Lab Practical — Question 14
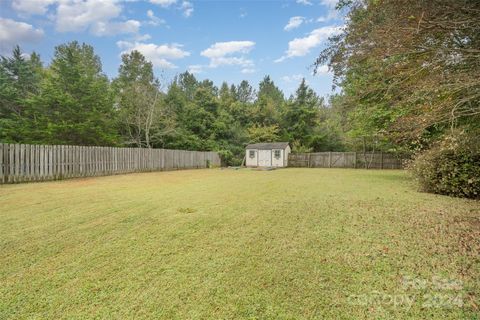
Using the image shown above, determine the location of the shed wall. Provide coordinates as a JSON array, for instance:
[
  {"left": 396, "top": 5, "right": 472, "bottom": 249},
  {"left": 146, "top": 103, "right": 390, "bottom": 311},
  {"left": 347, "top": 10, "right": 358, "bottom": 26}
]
[
  {"left": 245, "top": 149, "right": 258, "bottom": 166},
  {"left": 271, "top": 149, "right": 283, "bottom": 167},
  {"left": 246, "top": 146, "right": 290, "bottom": 167}
]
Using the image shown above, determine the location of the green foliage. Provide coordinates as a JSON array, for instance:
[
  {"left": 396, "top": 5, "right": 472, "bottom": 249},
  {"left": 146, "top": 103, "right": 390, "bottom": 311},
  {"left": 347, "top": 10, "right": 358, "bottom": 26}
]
[
  {"left": 291, "top": 140, "right": 312, "bottom": 153},
  {"left": 113, "top": 50, "right": 164, "bottom": 147},
  {"left": 318, "top": 0, "right": 480, "bottom": 148},
  {"left": 216, "top": 149, "right": 234, "bottom": 166},
  {"left": 31, "top": 42, "right": 118, "bottom": 145},
  {"left": 0, "top": 42, "right": 118, "bottom": 145},
  {"left": 409, "top": 131, "right": 480, "bottom": 199},
  {"left": 0, "top": 46, "right": 43, "bottom": 143},
  {"left": 282, "top": 79, "right": 321, "bottom": 148},
  {"left": 159, "top": 73, "right": 345, "bottom": 165},
  {"left": 1, "top": 43, "right": 348, "bottom": 165},
  {"left": 252, "top": 75, "right": 284, "bottom": 126},
  {"left": 247, "top": 124, "right": 280, "bottom": 143},
  {"left": 317, "top": 0, "right": 480, "bottom": 197},
  {"left": 236, "top": 80, "right": 255, "bottom": 103}
]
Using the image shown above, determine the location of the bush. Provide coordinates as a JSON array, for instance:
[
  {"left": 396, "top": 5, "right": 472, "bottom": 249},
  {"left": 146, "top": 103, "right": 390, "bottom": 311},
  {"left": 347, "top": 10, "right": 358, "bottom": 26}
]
[
  {"left": 408, "top": 131, "right": 480, "bottom": 199},
  {"left": 217, "top": 149, "right": 239, "bottom": 166}
]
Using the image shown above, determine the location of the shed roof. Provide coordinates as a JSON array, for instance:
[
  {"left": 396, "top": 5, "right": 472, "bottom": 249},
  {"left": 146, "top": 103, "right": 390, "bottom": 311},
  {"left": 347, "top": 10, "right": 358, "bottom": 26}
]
[{"left": 246, "top": 142, "right": 290, "bottom": 150}]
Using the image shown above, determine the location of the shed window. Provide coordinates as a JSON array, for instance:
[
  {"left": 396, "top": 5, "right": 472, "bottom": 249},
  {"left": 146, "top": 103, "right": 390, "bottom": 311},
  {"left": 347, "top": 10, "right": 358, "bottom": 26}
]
[
  {"left": 274, "top": 150, "right": 281, "bottom": 159},
  {"left": 249, "top": 150, "right": 255, "bottom": 158}
]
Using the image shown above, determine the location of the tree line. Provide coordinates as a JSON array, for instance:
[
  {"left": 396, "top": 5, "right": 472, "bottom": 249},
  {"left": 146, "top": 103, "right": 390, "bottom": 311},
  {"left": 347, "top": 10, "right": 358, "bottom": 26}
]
[{"left": 1, "top": 42, "right": 349, "bottom": 165}]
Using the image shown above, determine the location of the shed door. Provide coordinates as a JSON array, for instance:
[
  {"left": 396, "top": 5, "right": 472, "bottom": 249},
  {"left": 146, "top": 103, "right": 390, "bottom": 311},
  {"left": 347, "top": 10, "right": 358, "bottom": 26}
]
[{"left": 258, "top": 150, "right": 271, "bottom": 167}]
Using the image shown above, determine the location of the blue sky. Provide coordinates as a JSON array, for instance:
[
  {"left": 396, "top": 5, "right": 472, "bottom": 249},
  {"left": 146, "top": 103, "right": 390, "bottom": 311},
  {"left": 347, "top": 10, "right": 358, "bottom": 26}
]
[{"left": 0, "top": 0, "right": 344, "bottom": 97}]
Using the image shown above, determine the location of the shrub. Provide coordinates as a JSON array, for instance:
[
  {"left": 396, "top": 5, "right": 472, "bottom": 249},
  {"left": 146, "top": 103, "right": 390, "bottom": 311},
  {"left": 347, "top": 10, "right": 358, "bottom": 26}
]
[
  {"left": 408, "top": 131, "right": 480, "bottom": 199},
  {"left": 217, "top": 149, "right": 236, "bottom": 166}
]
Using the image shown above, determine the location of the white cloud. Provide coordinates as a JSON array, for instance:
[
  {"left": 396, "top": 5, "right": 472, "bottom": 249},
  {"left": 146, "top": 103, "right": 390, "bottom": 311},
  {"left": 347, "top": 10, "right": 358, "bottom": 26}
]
[
  {"left": 284, "top": 16, "right": 305, "bottom": 31},
  {"left": 146, "top": 9, "right": 166, "bottom": 26},
  {"left": 11, "top": 0, "right": 55, "bottom": 15},
  {"left": 212, "top": 57, "right": 253, "bottom": 68},
  {"left": 54, "top": 0, "right": 139, "bottom": 36},
  {"left": 117, "top": 41, "right": 190, "bottom": 69},
  {"left": 201, "top": 41, "right": 254, "bottom": 58},
  {"left": 201, "top": 41, "right": 255, "bottom": 68},
  {"left": 296, "top": 0, "right": 312, "bottom": 5},
  {"left": 150, "top": 0, "right": 177, "bottom": 7},
  {"left": 241, "top": 68, "right": 255, "bottom": 74},
  {"left": 91, "top": 20, "right": 140, "bottom": 36},
  {"left": 135, "top": 34, "right": 152, "bottom": 41},
  {"left": 13, "top": 1, "right": 144, "bottom": 36},
  {"left": 56, "top": 0, "right": 120, "bottom": 32},
  {"left": 0, "top": 18, "right": 44, "bottom": 53},
  {"left": 150, "top": 0, "right": 193, "bottom": 17},
  {"left": 317, "top": 0, "right": 339, "bottom": 22},
  {"left": 181, "top": 1, "right": 194, "bottom": 17},
  {"left": 281, "top": 74, "right": 304, "bottom": 83},
  {"left": 317, "top": 12, "right": 338, "bottom": 23},
  {"left": 188, "top": 64, "right": 203, "bottom": 74},
  {"left": 321, "top": 0, "right": 338, "bottom": 7},
  {"left": 315, "top": 64, "right": 330, "bottom": 74},
  {"left": 116, "top": 41, "right": 132, "bottom": 50},
  {"left": 195, "top": 41, "right": 256, "bottom": 72},
  {"left": 275, "top": 25, "right": 343, "bottom": 62}
]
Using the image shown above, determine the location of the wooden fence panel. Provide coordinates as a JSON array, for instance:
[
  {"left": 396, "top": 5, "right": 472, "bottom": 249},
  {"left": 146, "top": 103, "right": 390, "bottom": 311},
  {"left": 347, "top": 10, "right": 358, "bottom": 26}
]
[
  {"left": 0, "top": 143, "right": 221, "bottom": 184},
  {"left": 289, "top": 152, "right": 405, "bottom": 169}
]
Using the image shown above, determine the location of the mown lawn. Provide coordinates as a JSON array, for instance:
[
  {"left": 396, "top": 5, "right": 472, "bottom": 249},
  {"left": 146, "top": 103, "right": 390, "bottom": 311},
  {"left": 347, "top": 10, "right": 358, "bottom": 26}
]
[{"left": 0, "top": 168, "right": 478, "bottom": 319}]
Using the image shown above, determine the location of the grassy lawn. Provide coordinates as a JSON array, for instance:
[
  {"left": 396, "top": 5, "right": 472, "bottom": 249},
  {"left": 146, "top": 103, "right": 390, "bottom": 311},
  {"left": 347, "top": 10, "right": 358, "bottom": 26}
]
[{"left": 0, "top": 168, "right": 478, "bottom": 319}]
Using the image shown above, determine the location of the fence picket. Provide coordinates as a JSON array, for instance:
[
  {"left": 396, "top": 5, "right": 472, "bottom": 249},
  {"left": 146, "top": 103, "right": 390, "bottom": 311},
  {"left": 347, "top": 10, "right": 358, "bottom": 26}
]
[{"left": 0, "top": 144, "right": 3, "bottom": 184}]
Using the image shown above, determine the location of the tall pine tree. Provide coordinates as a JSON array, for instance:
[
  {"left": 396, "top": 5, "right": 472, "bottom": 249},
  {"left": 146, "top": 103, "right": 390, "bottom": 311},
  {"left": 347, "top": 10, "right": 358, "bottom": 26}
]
[{"left": 32, "top": 41, "right": 118, "bottom": 145}]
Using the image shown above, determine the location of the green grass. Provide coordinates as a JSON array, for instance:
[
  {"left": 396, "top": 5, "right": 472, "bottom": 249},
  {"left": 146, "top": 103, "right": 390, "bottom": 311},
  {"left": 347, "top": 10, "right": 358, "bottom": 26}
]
[{"left": 0, "top": 168, "right": 478, "bottom": 319}]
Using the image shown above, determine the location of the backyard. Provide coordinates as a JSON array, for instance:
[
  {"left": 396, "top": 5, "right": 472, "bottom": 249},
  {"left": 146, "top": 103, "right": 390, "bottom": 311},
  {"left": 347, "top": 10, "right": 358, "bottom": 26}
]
[{"left": 0, "top": 168, "right": 478, "bottom": 319}]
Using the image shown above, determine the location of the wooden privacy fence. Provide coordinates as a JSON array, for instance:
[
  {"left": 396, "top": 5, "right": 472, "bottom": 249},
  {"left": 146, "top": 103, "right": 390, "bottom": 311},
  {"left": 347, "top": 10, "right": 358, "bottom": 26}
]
[
  {"left": 0, "top": 143, "right": 221, "bottom": 184},
  {"left": 288, "top": 152, "right": 405, "bottom": 169}
]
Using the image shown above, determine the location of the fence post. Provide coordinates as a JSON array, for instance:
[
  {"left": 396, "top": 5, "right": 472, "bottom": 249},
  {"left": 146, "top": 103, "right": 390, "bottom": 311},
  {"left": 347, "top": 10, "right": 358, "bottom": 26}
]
[
  {"left": 0, "top": 144, "right": 3, "bottom": 184},
  {"left": 380, "top": 152, "right": 384, "bottom": 169},
  {"left": 354, "top": 152, "right": 357, "bottom": 169},
  {"left": 328, "top": 152, "right": 332, "bottom": 168}
]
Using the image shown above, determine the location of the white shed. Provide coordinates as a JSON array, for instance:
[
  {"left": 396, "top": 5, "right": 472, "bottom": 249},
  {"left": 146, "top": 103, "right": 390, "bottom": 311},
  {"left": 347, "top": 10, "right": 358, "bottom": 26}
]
[{"left": 245, "top": 142, "right": 291, "bottom": 168}]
